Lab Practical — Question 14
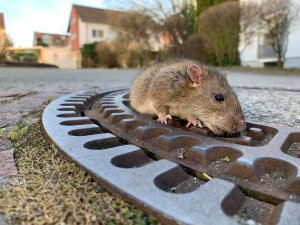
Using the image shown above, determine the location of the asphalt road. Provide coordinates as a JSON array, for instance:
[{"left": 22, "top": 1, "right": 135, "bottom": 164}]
[
  {"left": 1, "top": 68, "right": 300, "bottom": 95},
  {"left": 0, "top": 68, "right": 137, "bottom": 95}
]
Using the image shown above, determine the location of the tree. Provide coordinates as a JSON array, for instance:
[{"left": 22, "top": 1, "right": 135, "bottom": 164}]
[
  {"left": 239, "top": 1, "right": 260, "bottom": 53},
  {"left": 0, "top": 30, "right": 12, "bottom": 61},
  {"left": 198, "top": 1, "right": 240, "bottom": 65},
  {"left": 257, "top": 0, "right": 299, "bottom": 67},
  {"left": 114, "top": 12, "right": 160, "bottom": 65},
  {"left": 130, "top": 0, "right": 197, "bottom": 54}
]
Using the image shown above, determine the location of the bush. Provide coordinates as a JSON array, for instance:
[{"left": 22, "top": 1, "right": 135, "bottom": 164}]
[
  {"left": 180, "top": 34, "right": 210, "bottom": 63},
  {"left": 13, "top": 52, "right": 39, "bottom": 63},
  {"left": 96, "top": 42, "right": 119, "bottom": 68},
  {"left": 81, "top": 43, "right": 98, "bottom": 68},
  {"left": 157, "top": 34, "right": 212, "bottom": 64},
  {"left": 198, "top": 1, "right": 240, "bottom": 66},
  {"left": 80, "top": 35, "right": 155, "bottom": 68}
]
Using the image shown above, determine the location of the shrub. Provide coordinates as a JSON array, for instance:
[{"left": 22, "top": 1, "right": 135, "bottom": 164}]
[
  {"left": 96, "top": 42, "right": 119, "bottom": 68},
  {"left": 198, "top": 1, "right": 240, "bottom": 66},
  {"left": 81, "top": 43, "right": 98, "bottom": 68}
]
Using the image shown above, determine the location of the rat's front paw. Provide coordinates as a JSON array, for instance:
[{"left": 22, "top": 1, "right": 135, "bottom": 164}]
[
  {"left": 186, "top": 119, "right": 202, "bottom": 128},
  {"left": 157, "top": 114, "right": 172, "bottom": 125}
]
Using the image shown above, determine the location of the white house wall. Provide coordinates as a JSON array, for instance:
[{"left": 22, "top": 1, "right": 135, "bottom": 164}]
[
  {"left": 239, "top": 0, "right": 263, "bottom": 67},
  {"left": 79, "top": 18, "right": 87, "bottom": 47},
  {"left": 284, "top": 0, "right": 300, "bottom": 68},
  {"left": 240, "top": 0, "right": 300, "bottom": 68},
  {"left": 240, "top": 36, "right": 264, "bottom": 68},
  {"left": 79, "top": 19, "right": 118, "bottom": 47}
]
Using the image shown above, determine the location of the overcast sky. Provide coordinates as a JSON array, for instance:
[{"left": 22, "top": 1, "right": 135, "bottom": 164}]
[{"left": 1, "top": 0, "right": 120, "bottom": 47}]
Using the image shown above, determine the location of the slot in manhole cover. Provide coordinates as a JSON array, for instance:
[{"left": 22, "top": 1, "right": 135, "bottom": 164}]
[{"left": 43, "top": 89, "right": 300, "bottom": 225}]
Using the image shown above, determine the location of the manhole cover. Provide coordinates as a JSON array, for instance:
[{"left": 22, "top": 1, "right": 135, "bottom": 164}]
[{"left": 43, "top": 89, "right": 300, "bottom": 225}]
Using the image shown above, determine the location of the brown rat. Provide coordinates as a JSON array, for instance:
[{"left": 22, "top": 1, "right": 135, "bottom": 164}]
[{"left": 130, "top": 59, "right": 245, "bottom": 134}]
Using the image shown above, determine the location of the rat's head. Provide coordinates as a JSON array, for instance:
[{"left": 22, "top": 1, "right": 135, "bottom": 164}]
[{"left": 186, "top": 64, "right": 245, "bottom": 135}]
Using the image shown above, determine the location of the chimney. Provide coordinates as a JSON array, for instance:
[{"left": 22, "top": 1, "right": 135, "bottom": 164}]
[{"left": 0, "top": 13, "right": 5, "bottom": 30}]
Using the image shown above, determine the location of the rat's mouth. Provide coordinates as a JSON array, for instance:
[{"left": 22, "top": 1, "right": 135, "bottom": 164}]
[{"left": 205, "top": 124, "right": 241, "bottom": 137}]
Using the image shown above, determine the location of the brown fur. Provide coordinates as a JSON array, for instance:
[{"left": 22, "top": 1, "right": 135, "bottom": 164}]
[{"left": 130, "top": 59, "right": 245, "bottom": 134}]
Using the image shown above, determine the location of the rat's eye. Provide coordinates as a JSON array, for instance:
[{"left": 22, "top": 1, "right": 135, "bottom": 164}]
[{"left": 215, "top": 94, "right": 224, "bottom": 102}]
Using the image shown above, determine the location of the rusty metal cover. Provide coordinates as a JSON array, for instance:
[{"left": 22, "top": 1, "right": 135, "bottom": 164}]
[{"left": 43, "top": 89, "right": 300, "bottom": 225}]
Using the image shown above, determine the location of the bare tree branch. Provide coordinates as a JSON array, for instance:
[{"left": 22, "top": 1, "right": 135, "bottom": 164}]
[{"left": 258, "top": 0, "right": 299, "bottom": 67}]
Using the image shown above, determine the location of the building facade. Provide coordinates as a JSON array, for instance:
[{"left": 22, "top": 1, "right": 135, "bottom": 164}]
[
  {"left": 33, "top": 32, "right": 70, "bottom": 48},
  {"left": 68, "top": 5, "right": 127, "bottom": 52},
  {"left": 67, "top": 5, "right": 162, "bottom": 53},
  {"left": 240, "top": 0, "right": 300, "bottom": 68}
]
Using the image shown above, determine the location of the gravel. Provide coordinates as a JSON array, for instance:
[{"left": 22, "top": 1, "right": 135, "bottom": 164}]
[{"left": 235, "top": 88, "right": 300, "bottom": 128}]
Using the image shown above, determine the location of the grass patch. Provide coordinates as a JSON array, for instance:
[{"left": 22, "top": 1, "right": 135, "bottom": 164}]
[
  {"left": 0, "top": 107, "right": 159, "bottom": 225},
  {"left": 8, "top": 126, "right": 28, "bottom": 142}
]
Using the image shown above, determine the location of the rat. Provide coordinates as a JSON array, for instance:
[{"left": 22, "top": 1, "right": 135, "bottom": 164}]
[{"left": 129, "top": 59, "right": 245, "bottom": 135}]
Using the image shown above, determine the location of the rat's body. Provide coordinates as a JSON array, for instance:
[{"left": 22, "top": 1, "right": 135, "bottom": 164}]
[{"left": 130, "top": 59, "right": 245, "bottom": 134}]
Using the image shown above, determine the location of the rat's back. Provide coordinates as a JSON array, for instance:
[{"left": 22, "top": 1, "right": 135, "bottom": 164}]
[
  {"left": 130, "top": 65, "right": 159, "bottom": 114},
  {"left": 130, "top": 59, "right": 195, "bottom": 114}
]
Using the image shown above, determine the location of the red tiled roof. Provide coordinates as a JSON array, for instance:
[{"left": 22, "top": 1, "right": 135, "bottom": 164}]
[
  {"left": 69, "top": 5, "right": 158, "bottom": 29},
  {"left": 73, "top": 5, "right": 141, "bottom": 25}
]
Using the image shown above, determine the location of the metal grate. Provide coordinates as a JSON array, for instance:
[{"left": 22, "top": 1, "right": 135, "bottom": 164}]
[{"left": 43, "top": 89, "right": 300, "bottom": 225}]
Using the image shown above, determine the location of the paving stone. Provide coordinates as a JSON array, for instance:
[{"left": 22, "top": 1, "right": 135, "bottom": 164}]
[
  {"left": 0, "top": 140, "right": 13, "bottom": 152},
  {"left": 0, "top": 216, "right": 8, "bottom": 225},
  {"left": 0, "top": 149, "right": 18, "bottom": 187}
]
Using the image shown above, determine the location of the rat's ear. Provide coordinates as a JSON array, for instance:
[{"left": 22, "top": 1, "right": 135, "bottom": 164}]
[
  {"left": 221, "top": 71, "right": 228, "bottom": 79},
  {"left": 187, "top": 64, "right": 206, "bottom": 87}
]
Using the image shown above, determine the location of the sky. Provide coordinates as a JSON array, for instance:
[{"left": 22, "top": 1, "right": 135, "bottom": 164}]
[{"left": 0, "top": 0, "right": 122, "bottom": 47}]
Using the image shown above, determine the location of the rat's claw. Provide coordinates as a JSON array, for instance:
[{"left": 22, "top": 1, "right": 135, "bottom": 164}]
[
  {"left": 157, "top": 114, "right": 172, "bottom": 124},
  {"left": 186, "top": 119, "right": 202, "bottom": 128}
]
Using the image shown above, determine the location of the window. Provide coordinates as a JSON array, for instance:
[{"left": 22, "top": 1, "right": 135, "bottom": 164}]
[
  {"left": 42, "top": 35, "right": 51, "bottom": 44},
  {"left": 55, "top": 38, "right": 61, "bottom": 44},
  {"left": 98, "top": 30, "right": 103, "bottom": 37},
  {"left": 92, "top": 29, "right": 104, "bottom": 38},
  {"left": 92, "top": 30, "right": 97, "bottom": 37}
]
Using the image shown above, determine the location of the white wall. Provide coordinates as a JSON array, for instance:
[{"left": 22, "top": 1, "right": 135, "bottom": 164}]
[
  {"left": 284, "top": 0, "right": 300, "bottom": 68},
  {"left": 239, "top": 0, "right": 300, "bottom": 68},
  {"left": 79, "top": 19, "right": 118, "bottom": 47},
  {"left": 41, "top": 48, "right": 77, "bottom": 69},
  {"left": 239, "top": 0, "right": 262, "bottom": 67},
  {"left": 240, "top": 35, "right": 264, "bottom": 67}
]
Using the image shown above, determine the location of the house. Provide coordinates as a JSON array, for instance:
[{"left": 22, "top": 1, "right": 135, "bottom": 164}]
[
  {"left": 30, "top": 32, "right": 77, "bottom": 68},
  {"left": 5, "top": 45, "right": 78, "bottom": 68},
  {"left": 33, "top": 32, "right": 70, "bottom": 48},
  {"left": 67, "top": 5, "right": 162, "bottom": 53},
  {"left": 240, "top": 0, "right": 300, "bottom": 68},
  {"left": 6, "top": 32, "right": 76, "bottom": 68}
]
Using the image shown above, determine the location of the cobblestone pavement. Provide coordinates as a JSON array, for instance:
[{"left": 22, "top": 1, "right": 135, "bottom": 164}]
[{"left": 0, "top": 68, "right": 300, "bottom": 223}]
